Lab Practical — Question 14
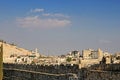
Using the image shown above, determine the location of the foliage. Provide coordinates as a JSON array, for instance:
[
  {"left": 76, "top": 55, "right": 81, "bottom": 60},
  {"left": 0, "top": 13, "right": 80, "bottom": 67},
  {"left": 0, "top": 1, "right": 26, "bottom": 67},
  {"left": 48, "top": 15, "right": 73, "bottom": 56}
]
[{"left": 66, "top": 57, "right": 72, "bottom": 62}]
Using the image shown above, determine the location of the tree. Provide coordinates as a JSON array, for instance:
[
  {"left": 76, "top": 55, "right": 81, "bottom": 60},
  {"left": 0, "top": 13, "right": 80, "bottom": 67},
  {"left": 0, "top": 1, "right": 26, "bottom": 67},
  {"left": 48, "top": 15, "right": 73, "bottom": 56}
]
[
  {"left": 102, "top": 56, "right": 106, "bottom": 64},
  {"left": 66, "top": 57, "right": 72, "bottom": 62}
]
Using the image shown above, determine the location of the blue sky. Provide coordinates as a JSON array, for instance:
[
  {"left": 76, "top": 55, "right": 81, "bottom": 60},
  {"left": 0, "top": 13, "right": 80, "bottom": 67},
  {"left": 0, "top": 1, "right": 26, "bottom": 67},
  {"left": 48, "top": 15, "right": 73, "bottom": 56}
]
[{"left": 0, "top": 0, "right": 120, "bottom": 55}]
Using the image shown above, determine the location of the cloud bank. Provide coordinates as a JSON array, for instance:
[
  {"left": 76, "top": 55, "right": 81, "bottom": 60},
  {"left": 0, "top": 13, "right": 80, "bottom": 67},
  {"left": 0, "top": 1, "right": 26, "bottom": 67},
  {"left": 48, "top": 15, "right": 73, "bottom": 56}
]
[
  {"left": 16, "top": 8, "right": 71, "bottom": 29},
  {"left": 30, "top": 8, "right": 44, "bottom": 13},
  {"left": 16, "top": 16, "right": 71, "bottom": 28},
  {"left": 42, "top": 13, "right": 69, "bottom": 18}
]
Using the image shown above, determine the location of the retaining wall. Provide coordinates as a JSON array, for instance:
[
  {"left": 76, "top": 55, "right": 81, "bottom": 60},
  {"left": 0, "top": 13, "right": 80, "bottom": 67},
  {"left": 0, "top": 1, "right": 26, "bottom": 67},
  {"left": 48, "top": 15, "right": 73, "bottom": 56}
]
[
  {"left": 78, "top": 64, "right": 120, "bottom": 80},
  {"left": 3, "top": 63, "right": 79, "bottom": 80}
]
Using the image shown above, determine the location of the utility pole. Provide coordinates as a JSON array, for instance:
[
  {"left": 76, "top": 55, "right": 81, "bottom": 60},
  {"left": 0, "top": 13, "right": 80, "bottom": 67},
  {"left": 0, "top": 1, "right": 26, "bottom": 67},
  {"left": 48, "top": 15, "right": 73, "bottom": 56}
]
[{"left": 0, "top": 44, "right": 3, "bottom": 80}]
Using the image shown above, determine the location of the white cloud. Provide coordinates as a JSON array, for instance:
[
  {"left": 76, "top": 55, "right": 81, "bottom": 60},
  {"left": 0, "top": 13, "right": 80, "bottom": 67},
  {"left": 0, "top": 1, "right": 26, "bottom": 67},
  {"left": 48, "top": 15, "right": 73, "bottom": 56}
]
[
  {"left": 16, "top": 16, "right": 71, "bottom": 28},
  {"left": 16, "top": 8, "right": 71, "bottom": 29},
  {"left": 43, "top": 13, "right": 69, "bottom": 18},
  {"left": 30, "top": 8, "right": 44, "bottom": 13},
  {"left": 42, "top": 13, "right": 51, "bottom": 16}
]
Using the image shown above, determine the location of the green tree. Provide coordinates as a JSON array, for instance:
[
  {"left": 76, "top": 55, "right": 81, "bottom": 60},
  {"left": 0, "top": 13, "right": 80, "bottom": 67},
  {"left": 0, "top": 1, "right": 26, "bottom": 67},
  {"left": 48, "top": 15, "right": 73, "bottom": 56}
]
[{"left": 66, "top": 57, "right": 72, "bottom": 62}]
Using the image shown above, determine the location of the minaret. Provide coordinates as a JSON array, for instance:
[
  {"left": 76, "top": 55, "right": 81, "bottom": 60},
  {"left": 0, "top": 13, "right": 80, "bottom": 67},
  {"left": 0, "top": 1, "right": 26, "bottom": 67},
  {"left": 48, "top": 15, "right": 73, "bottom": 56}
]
[
  {"left": 0, "top": 44, "right": 3, "bottom": 80},
  {"left": 35, "top": 48, "right": 38, "bottom": 54},
  {"left": 35, "top": 48, "right": 40, "bottom": 57}
]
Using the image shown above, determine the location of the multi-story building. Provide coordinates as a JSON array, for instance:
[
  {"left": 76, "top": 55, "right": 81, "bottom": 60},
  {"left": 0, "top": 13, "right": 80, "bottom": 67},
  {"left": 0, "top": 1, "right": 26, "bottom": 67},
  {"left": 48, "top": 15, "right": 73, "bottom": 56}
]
[
  {"left": 82, "top": 48, "right": 103, "bottom": 60},
  {"left": 79, "top": 48, "right": 104, "bottom": 68}
]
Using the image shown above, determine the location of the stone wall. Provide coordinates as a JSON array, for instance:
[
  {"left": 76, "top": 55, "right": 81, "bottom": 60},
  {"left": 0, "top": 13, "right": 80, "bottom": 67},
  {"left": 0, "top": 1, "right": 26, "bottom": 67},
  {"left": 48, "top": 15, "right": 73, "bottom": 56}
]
[
  {"left": 3, "top": 63, "right": 79, "bottom": 74},
  {"left": 3, "top": 63, "right": 79, "bottom": 80},
  {"left": 3, "top": 69, "right": 69, "bottom": 80},
  {"left": 86, "top": 70, "right": 120, "bottom": 80},
  {"left": 3, "top": 63, "right": 120, "bottom": 80},
  {"left": 79, "top": 69, "right": 120, "bottom": 80},
  {"left": 88, "top": 64, "right": 120, "bottom": 71},
  {"left": 78, "top": 64, "right": 120, "bottom": 80}
]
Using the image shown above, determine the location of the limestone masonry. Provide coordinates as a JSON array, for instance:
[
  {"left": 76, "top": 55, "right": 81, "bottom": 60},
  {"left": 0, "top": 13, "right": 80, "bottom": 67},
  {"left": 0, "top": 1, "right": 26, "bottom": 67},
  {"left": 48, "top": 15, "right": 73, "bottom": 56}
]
[{"left": 0, "top": 40, "right": 120, "bottom": 80}]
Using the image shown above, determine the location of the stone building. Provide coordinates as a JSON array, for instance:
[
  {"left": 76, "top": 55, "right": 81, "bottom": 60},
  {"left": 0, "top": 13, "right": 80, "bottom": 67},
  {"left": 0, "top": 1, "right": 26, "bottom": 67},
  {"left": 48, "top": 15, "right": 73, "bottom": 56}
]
[
  {"left": 65, "top": 50, "right": 80, "bottom": 65},
  {"left": 0, "top": 41, "right": 33, "bottom": 63},
  {"left": 79, "top": 48, "right": 104, "bottom": 68},
  {"left": 82, "top": 48, "right": 103, "bottom": 60},
  {"left": 103, "top": 52, "right": 112, "bottom": 64}
]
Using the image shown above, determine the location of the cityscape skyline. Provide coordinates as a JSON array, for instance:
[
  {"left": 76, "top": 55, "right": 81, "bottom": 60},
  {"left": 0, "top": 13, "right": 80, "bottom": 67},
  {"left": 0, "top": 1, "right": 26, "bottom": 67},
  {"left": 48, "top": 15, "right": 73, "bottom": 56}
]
[{"left": 0, "top": 0, "right": 120, "bottom": 55}]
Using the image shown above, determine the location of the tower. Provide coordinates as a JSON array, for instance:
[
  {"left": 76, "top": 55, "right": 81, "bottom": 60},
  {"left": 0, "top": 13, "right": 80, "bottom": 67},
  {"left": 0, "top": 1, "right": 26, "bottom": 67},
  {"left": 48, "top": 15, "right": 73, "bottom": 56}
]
[
  {"left": 98, "top": 48, "right": 103, "bottom": 61},
  {"left": 35, "top": 48, "right": 38, "bottom": 54}
]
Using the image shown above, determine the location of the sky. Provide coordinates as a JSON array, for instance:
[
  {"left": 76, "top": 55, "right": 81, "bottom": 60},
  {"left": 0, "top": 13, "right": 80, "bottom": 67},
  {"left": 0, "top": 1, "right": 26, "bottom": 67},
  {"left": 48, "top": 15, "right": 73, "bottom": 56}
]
[{"left": 0, "top": 0, "right": 120, "bottom": 55}]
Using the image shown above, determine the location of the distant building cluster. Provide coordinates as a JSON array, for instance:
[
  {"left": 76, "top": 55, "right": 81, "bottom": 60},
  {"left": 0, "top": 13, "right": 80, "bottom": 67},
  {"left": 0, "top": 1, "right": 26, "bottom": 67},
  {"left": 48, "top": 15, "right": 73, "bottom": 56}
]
[
  {"left": 0, "top": 41, "right": 41, "bottom": 64},
  {"left": 0, "top": 40, "right": 120, "bottom": 68}
]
